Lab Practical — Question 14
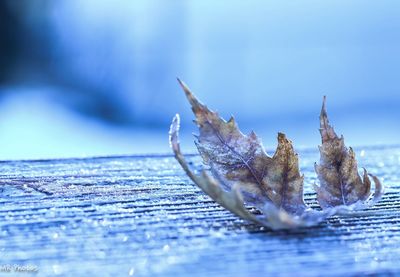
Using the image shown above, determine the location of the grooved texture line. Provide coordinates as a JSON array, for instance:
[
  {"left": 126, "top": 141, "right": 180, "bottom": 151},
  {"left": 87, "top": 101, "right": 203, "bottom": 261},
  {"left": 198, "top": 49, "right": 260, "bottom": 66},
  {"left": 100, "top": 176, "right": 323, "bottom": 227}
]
[{"left": 0, "top": 146, "right": 399, "bottom": 276}]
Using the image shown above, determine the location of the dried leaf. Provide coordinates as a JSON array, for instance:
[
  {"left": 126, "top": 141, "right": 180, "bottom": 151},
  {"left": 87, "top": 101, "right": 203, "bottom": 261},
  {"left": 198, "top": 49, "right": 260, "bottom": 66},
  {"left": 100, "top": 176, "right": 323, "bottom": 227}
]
[
  {"left": 170, "top": 80, "right": 333, "bottom": 229},
  {"left": 177, "top": 79, "right": 308, "bottom": 214},
  {"left": 314, "top": 96, "right": 384, "bottom": 210},
  {"left": 169, "top": 114, "right": 332, "bottom": 230},
  {"left": 170, "top": 80, "right": 384, "bottom": 230}
]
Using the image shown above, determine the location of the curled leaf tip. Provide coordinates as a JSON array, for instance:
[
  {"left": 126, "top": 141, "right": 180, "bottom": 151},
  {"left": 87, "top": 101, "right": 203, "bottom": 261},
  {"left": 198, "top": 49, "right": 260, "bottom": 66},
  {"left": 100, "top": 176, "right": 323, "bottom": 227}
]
[
  {"left": 368, "top": 173, "right": 384, "bottom": 203},
  {"left": 169, "top": 114, "right": 181, "bottom": 154}
]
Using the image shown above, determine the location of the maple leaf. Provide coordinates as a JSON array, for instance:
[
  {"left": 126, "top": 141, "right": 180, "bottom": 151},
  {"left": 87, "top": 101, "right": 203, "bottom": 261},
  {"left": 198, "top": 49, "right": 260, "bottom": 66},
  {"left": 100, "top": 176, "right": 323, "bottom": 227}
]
[
  {"left": 169, "top": 79, "right": 333, "bottom": 229},
  {"left": 170, "top": 114, "right": 334, "bottom": 229},
  {"left": 314, "top": 96, "right": 384, "bottom": 210},
  {"left": 169, "top": 80, "right": 384, "bottom": 229}
]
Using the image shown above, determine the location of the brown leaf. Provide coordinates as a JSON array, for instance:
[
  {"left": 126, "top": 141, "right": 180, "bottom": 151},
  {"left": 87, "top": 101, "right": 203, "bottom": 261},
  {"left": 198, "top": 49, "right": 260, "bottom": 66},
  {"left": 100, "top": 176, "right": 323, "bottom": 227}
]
[
  {"left": 170, "top": 81, "right": 385, "bottom": 229},
  {"left": 177, "top": 79, "right": 307, "bottom": 215},
  {"left": 169, "top": 114, "right": 262, "bottom": 223},
  {"left": 169, "top": 114, "right": 332, "bottom": 230},
  {"left": 314, "top": 96, "right": 384, "bottom": 209}
]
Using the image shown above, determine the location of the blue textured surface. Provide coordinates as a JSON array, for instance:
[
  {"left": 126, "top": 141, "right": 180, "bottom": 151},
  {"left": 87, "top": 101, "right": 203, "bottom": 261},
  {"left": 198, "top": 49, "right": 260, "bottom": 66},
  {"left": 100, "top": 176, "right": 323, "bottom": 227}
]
[{"left": 0, "top": 145, "right": 399, "bottom": 276}]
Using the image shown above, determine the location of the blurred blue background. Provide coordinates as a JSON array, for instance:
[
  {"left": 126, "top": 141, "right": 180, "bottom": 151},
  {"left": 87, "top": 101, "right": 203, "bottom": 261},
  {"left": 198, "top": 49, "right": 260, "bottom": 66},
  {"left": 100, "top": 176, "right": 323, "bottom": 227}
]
[{"left": 0, "top": 0, "right": 399, "bottom": 159}]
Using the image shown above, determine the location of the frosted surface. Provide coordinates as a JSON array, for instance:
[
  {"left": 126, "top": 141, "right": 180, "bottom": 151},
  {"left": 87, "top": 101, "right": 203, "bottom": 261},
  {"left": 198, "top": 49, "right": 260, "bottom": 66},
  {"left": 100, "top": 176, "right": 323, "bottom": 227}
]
[{"left": 0, "top": 146, "right": 398, "bottom": 276}]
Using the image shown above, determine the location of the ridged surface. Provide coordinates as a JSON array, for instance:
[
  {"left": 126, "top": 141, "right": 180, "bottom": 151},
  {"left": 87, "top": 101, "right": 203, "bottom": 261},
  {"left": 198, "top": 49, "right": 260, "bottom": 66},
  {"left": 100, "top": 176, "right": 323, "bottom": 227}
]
[{"left": 0, "top": 146, "right": 399, "bottom": 276}]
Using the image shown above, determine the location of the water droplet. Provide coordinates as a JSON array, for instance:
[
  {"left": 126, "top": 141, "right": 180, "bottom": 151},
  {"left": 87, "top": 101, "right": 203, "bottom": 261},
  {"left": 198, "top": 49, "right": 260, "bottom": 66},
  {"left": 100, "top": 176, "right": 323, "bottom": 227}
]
[{"left": 128, "top": 268, "right": 135, "bottom": 275}]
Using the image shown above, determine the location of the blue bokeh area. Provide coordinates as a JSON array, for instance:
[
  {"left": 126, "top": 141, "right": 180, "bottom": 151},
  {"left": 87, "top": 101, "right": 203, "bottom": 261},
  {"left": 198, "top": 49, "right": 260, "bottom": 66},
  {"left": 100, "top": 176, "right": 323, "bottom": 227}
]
[{"left": 0, "top": 0, "right": 399, "bottom": 159}]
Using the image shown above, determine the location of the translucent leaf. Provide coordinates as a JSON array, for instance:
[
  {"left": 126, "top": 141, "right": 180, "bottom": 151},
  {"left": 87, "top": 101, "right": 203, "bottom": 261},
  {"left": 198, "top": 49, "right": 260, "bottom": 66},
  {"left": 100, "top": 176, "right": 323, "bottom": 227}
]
[
  {"left": 169, "top": 81, "right": 332, "bottom": 229},
  {"left": 314, "top": 96, "right": 384, "bottom": 210},
  {"left": 169, "top": 81, "right": 384, "bottom": 229}
]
